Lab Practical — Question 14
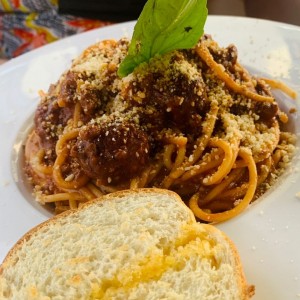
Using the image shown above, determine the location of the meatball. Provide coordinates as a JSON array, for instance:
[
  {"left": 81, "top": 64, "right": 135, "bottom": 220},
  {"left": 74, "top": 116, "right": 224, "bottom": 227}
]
[{"left": 71, "top": 120, "right": 150, "bottom": 184}]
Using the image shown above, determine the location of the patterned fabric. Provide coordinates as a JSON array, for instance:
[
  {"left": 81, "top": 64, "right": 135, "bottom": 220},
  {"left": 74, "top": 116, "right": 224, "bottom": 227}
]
[{"left": 0, "top": 0, "right": 112, "bottom": 58}]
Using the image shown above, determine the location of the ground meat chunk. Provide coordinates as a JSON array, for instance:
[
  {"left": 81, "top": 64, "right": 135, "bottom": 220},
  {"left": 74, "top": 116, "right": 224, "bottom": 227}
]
[
  {"left": 34, "top": 96, "right": 73, "bottom": 150},
  {"left": 230, "top": 100, "right": 278, "bottom": 123},
  {"left": 211, "top": 44, "right": 238, "bottom": 68},
  {"left": 254, "top": 101, "right": 278, "bottom": 122},
  {"left": 58, "top": 71, "right": 77, "bottom": 105},
  {"left": 71, "top": 121, "right": 150, "bottom": 184},
  {"left": 79, "top": 88, "right": 102, "bottom": 117}
]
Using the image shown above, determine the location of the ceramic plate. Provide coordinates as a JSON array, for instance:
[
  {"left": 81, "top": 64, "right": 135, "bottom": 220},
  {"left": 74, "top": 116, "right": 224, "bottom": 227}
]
[{"left": 0, "top": 16, "right": 300, "bottom": 299}]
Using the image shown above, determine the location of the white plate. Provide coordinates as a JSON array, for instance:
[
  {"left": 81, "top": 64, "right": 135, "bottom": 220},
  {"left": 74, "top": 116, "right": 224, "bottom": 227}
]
[{"left": 0, "top": 16, "right": 300, "bottom": 299}]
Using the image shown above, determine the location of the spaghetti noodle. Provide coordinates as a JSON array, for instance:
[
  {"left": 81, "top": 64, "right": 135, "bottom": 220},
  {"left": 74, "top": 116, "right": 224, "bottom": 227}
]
[{"left": 24, "top": 35, "right": 296, "bottom": 222}]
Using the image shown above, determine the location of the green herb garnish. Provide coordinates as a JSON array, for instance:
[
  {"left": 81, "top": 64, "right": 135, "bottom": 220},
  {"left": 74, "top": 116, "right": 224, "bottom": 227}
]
[{"left": 118, "top": 0, "right": 208, "bottom": 77}]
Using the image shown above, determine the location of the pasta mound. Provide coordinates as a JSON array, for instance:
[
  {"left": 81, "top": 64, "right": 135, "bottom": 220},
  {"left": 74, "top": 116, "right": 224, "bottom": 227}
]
[{"left": 24, "top": 35, "right": 296, "bottom": 222}]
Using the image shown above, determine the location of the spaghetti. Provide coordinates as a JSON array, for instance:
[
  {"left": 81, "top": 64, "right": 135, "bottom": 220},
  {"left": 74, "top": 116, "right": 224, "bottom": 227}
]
[{"left": 25, "top": 35, "right": 296, "bottom": 222}]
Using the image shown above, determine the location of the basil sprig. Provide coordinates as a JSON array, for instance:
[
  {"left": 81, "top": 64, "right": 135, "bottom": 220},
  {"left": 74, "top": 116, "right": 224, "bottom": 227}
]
[{"left": 118, "top": 0, "right": 208, "bottom": 77}]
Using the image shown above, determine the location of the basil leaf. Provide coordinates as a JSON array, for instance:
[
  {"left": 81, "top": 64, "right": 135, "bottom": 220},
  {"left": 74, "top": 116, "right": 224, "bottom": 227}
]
[{"left": 118, "top": 0, "right": 208, "bottom": 77}]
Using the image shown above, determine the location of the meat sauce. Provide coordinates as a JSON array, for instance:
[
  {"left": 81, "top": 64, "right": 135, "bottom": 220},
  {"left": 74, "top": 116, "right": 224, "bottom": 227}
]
[{"left": 31, "top": 37, "right": 281, "bottom": 188}]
